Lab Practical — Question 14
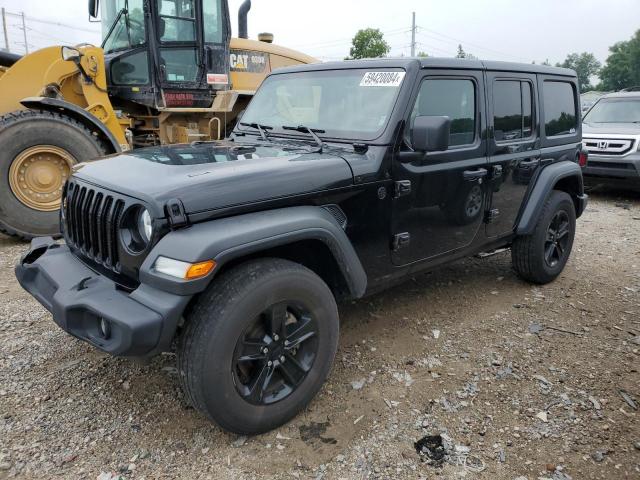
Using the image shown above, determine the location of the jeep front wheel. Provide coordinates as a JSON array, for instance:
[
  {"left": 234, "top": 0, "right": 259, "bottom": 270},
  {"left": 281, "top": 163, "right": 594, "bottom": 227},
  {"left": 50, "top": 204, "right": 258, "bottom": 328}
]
[
  {"left": 178, "top": 258, "right": 339, "bottom": 435},
  {"left": 511, "top": 190, "right": 576, "bottom": 284}
]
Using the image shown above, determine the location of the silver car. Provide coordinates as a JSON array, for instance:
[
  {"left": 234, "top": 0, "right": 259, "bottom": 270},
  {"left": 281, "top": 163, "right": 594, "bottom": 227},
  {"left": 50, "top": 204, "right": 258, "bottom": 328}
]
[{"left": 582, "top": 91, "right": 640, "bottom": 186}]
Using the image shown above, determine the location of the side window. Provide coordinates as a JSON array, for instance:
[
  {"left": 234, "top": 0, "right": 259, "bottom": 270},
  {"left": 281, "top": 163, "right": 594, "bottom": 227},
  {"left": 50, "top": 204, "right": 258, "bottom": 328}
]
[
  {"left": 202, "top": 0, "right": 223, "bottom": 43},
  {"left": 110, "top": 51, "right": 150, "bottom": 85},
  {"left": 410, "top": 78, "right": 476, "bottom": 148},
  {"left": 157, "top": 0, "right": 196, "bottom": 42},
  {"left": 493, "top": 80, "right": 534, "bottom": 142},
  {"left": 544, "top": 81, "right": 577, "bottom": 137},
  {"left": 160, "top": 48, "right": 198, "bottom": 82}
]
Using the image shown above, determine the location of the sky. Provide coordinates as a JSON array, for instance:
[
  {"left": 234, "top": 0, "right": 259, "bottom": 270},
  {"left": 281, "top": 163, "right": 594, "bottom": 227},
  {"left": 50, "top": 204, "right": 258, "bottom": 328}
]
[{"left": 0, "top": 0, "right": 638, "bottom": 71}]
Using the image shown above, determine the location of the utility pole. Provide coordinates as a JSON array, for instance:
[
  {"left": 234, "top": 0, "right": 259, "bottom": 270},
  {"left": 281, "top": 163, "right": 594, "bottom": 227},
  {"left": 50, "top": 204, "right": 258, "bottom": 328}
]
[
  {"left": 1, "top": 8, "right": 9, "bottom": 52},
  {"left": 20, "top": 11, "right": 28, "bottom": 54},
  {"left": 410, "top": 12, "right": 416, "bottom": 57}
]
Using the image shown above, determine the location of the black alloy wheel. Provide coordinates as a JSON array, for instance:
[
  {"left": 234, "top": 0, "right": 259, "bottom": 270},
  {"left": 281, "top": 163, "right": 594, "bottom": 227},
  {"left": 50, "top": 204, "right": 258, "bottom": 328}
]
[
  {"left": 544, "top": 211, "right": 570, "bottom": 268},
  {"left": 233, "top": 301, "right": 319, "bottom": 405}
]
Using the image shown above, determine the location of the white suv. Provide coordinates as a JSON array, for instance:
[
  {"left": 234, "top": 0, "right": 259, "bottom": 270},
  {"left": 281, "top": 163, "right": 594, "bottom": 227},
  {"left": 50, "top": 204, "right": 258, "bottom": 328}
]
[{"left": 582, "top": 91, "right": 640, "bottom": 186}]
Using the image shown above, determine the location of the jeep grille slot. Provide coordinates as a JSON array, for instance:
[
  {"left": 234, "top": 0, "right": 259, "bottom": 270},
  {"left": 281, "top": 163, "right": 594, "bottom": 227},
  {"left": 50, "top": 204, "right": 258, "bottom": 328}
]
[{"left": 64, "top": 181, "right": 124, "bottom": 273}]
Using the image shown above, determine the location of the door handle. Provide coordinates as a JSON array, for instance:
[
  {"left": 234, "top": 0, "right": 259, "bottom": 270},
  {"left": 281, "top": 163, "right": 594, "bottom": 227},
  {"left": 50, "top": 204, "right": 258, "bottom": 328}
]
[
  {"left": 520, "top": 158, "right": 540, "bottom": 167},
  {"left": 463, "top": 168, "right": 488, "bottom": 182}
]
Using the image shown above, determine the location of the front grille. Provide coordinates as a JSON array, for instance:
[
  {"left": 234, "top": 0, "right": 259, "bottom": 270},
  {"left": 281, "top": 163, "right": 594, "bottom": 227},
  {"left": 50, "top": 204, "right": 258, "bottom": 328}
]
[
  {"left": 584, "top": 137, "right": 636, "bottom": 156},
  {"left": 64, "top": 181, "right": 125, "bottom": 273}
]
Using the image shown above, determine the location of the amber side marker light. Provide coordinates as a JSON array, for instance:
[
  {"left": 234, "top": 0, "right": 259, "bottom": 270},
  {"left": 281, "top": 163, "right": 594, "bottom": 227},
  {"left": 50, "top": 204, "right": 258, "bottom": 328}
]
[
  {"left": 186, "top": 260, "right": 216, "bottom": 279},
  {"left": 153, "top": 256, "right": 216, "bottom": 280}
]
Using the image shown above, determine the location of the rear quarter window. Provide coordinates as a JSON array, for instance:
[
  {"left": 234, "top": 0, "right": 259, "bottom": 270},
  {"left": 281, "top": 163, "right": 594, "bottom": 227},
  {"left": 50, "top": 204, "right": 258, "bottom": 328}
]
[{"left": 543, "top": 81, "right": 577, "bottom": 137}]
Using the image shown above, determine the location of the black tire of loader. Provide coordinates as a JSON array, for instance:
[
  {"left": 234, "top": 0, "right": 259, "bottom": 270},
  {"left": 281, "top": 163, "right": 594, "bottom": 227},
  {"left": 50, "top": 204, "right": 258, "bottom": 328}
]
[{"left": 0, "top": 110, "right": 109, "bottom": 240}]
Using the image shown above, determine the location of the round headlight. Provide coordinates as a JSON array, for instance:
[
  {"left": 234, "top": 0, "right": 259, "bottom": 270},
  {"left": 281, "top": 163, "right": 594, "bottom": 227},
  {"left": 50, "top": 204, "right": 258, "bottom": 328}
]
[{"left": 137, "top": 208, "right": 153, "bottom": 242}]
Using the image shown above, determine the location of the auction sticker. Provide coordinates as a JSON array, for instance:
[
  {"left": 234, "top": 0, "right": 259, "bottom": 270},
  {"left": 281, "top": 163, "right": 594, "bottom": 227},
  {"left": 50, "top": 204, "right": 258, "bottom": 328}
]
[{"left": 360, "top": 71, "right": 405, "bottom": 87}]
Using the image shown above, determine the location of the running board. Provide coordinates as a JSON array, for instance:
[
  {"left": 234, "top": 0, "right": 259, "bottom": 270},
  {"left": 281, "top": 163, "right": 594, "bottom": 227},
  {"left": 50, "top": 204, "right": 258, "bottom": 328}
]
[{"left": 475, "top": 247, "right": 509, "bottom": 259}]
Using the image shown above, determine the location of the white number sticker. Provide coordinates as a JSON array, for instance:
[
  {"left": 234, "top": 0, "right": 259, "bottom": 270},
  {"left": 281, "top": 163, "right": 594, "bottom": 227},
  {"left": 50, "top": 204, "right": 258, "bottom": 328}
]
[{"left": 360, "top": 71, "right": 406, "bottom": 87}]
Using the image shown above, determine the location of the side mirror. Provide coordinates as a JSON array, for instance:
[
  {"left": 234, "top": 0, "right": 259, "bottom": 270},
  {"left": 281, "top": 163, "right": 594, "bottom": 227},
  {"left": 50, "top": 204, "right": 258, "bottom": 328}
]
[
  {"left": 61, "top": 46, "right": 82, "bottom": 62},
  {"left": 88, "top": 0, "right": 100, "bottom": 18},
  {"left": 412, "top": 115, "right": 451, "bottom": 152}
]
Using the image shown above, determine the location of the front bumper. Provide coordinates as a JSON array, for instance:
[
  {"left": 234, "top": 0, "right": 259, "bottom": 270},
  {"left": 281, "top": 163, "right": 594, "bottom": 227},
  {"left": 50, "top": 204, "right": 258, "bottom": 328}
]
[
  {"left": 15, "top": 238, "right": 191, "bottom": 357},
  {"left": 583, "top": 152, "right": 640, "bottom": 182}
]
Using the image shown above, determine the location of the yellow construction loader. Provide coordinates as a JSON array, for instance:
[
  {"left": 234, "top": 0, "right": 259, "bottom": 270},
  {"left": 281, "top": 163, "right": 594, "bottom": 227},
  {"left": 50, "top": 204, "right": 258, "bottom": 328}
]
[{"left": 0, "top": 0, "right": 315, "bottom": 239}]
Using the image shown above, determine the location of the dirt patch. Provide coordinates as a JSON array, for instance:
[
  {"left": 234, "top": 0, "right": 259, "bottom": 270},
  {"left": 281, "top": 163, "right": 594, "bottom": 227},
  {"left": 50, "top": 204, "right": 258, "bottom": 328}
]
[{"left": 1, "top": 189, "right": 639, "bottom": 479}]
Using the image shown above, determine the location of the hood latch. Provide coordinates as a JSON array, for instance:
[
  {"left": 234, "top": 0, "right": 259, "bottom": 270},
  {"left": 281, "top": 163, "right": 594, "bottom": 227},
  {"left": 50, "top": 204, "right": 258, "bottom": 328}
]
[{"left": 165, "top": 199, "right": 189, "bottom": 229}]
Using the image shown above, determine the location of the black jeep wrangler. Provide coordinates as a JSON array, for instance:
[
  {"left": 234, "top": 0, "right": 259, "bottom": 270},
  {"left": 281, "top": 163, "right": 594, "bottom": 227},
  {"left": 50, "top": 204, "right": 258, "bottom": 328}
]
[{"left": 16, "top": 58, "right": 588, "bottom": 434}]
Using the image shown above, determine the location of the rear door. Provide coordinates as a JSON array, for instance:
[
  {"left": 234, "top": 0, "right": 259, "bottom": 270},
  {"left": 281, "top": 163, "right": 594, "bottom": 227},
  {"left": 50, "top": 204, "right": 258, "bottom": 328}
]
[{"left": 486, "top": 72, "right": 541, "bottom": 237}]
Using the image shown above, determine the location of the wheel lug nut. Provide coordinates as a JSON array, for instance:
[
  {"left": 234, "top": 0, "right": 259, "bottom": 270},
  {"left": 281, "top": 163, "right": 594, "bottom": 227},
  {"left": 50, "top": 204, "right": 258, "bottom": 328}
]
[
  {"left": 280, "top": 355, "right": 285, "bottom": 363},
  {"left": 262, "top": 347, "right": 268, "bottom": 354},
  {"left": 267, "top": 360, "right": 273, "bottom": 366},
  {"left": 273, "top": 334, "right": 279, "bottom": 341}
]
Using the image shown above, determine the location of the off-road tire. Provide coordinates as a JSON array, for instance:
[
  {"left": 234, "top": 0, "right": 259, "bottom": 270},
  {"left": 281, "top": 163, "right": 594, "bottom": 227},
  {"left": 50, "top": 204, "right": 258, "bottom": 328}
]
[
  {"left": 178, "top": 258, "right": 339, "bottom": 435},
  {"left": 0, "top": 109, "right": 109, "bottom": 240},
  {"left": 512, "top": 190, "right": 576, "bottom": 284}
]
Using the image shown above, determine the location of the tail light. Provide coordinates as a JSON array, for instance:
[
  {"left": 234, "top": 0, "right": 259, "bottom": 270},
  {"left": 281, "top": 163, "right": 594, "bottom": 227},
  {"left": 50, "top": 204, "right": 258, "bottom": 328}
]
[{"left": 578, "top": 150, "right": 588, "bottom": 168}]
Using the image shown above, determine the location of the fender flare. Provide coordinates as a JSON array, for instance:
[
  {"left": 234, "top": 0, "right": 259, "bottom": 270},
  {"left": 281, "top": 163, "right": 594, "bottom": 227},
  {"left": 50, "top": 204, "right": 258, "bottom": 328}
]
[
  {"left": 139, "top": 206, "right": 368, "bottom": 298},
  {"left": 20, "top": 96, "right": 121, "bottom": 153},
  {"left": 516, "top": 160, "right": 585, "bottom": 235}
]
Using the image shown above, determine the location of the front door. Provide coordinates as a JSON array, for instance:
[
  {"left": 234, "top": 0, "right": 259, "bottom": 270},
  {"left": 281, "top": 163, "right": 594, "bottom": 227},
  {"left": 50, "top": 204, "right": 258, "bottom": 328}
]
[
  {"left": 485, "top": 73, "right": 541, "bottom": 237},
  {"left": 152, "top": 0, "right": 230, "bottom": 107},
  {"left": 392, "top": 70, "right": 488, "bottom": 266}
]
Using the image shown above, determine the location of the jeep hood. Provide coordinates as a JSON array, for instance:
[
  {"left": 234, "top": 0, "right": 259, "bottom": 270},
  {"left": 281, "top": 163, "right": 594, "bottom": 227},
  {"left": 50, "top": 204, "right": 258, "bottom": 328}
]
[
  {"left": 582, "top": 122, "right": 640, "bottom": 136},
  {"left": 72, "top": 140, "right": 354, "bottom": 215}
]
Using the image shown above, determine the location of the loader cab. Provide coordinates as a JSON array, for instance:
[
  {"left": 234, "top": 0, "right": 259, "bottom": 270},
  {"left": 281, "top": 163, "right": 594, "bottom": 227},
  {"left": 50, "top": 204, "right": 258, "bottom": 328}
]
[{"left": 94, "top": 0, "right": 231, "bottom": 109}]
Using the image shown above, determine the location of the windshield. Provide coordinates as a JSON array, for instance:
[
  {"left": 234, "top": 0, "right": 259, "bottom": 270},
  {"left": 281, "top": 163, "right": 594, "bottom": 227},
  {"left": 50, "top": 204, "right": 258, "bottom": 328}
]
[
  {"left": 238, "top": 69, "right": 406, "bottom": 141},
  {"left": 102, "top": 0, "right": 146, "bottom": 53},
  {"left": 583, "top": 98, "right": 640, "bottom": 123}
]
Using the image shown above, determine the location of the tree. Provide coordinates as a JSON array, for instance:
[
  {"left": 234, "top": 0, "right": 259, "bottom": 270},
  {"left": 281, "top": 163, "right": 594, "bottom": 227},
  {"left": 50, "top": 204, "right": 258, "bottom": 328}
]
[
  {"left": 597, "top": 30, "right": 640, "bottom": 91},
  {"left": 417, "top": 51, "right": 429, "bottom": 58},
  {"left": 347, "top": 28, "right": 390, "bottom": 60},
  {"left": 556, "top": 52, "right": 601, "bottom": 92},
  {"left": 456, "top": 44, "right": 476, "bottom": 60}
]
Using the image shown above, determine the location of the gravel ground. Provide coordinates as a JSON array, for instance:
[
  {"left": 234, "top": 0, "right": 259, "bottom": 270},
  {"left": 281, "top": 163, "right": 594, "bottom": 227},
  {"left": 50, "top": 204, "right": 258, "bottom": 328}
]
[{"left": 1, "top": 188, "right": 639, "bottom": 480}]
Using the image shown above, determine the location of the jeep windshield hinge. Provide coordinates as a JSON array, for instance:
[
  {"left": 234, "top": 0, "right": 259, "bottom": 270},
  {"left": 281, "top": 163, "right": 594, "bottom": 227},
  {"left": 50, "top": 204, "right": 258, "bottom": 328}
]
[
  {"left": 394, "top": 180, "right": 412, "bottom": 198},
  {"left": 165, "top": 199, "right": 189, "bottom": 229},
  {"left": 392, "top": 232, "right": 410, "bottom": 251}
]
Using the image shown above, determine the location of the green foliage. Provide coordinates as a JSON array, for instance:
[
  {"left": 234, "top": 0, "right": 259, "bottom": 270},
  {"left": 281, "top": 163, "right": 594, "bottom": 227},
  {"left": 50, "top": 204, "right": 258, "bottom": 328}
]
[
  {"left": 456, "top": 44, "right": 476, "bottom": 60},
  {"left": 556, "top": 52, "right": 601, "bottom": 92},
  {"left": 347, "top": 28, "right": 390, "bottom": 60},
  {"left": 417, "top": 51, "right": 429, "bottom": 58},
  {"left": 597, "top": 30, "right": 640, "bottom": 91}
]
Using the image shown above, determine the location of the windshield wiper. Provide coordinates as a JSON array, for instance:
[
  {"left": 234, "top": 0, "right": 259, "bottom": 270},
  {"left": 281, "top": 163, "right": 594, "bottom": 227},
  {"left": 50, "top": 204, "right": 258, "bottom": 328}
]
[
  {"left": 282, "top": 125, "right": 325, "bottom": 153},
  {"left": 101, "top": 7, "right": 126, "bottom": 50},
  {"left": 240, "top": 122, "right": 272, "bottom": 141}
]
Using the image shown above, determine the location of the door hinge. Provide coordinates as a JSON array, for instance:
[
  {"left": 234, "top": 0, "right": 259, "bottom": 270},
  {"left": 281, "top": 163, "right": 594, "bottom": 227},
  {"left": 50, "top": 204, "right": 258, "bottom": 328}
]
[
  {"left": 392, "top": 232, "right": 410, "bottom": 251},
  {"left": 485, "top": 208, "right": 500, "bottom": 223},
  {"left": 165, "top": 198, "right": 189, "bottom": 229},
  {"left": 394, "top": 180, "right": 412, "bottom": 198}
]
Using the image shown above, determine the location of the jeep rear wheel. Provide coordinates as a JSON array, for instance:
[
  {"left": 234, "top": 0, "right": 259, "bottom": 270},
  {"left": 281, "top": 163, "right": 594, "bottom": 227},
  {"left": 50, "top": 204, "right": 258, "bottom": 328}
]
[
  {"left": 178, "top": 258, "right": 339, "bottom": 435},
  {"left": 511, "top": 190, "right": 576, "bottom": 284}
]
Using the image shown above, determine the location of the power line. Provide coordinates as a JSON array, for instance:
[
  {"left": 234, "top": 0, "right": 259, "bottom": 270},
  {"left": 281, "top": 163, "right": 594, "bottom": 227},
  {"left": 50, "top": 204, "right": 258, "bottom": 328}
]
[
  {"left": 415, "top": 26, "right": 526, "bottom": 61},
  {"left": 4, "top": 10, "right": 99, "bottom": 34}
]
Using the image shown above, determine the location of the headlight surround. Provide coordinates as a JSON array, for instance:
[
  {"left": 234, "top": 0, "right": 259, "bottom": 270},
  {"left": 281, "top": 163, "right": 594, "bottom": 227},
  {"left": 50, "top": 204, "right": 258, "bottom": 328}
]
[{"left": 121, "top": 205, "right": 153, "bottom": 254}]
